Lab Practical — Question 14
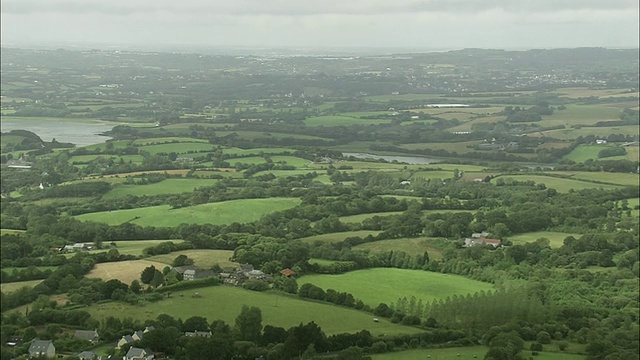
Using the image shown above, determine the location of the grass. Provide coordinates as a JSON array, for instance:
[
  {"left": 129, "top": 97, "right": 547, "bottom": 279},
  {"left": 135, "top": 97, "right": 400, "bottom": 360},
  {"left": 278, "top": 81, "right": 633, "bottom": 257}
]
[
  {"left": 550, "top": 171, "right": 639, "bottom": 187},
  {"left": 69, "top": 154, "right": 144, "bottom": 164},
  {"left": 3, "top": 266, "right": 58, "bottom": 273},
  {"left": 85, "top": 286, "right": 423, "bottom": 336},
  {"left": 563, "top": 145, "right": 622, "bottom": 163},
  {"left": 339, "top": 212, "right": 405, "bottom": 224},
  {"left": 136, "top": 142, "right": 215, "bottom": 155},
  {"left": 411, "top": 171, "right": 456, "bottom": 180},
  {"left": 371, "top": 346, "right": 586, "bottom": 360},
  {"left": 550, "top": 87, "right": 639, "bottom": 99},
  {"left": 304, "top": 115, "right": 391, "bottom": 127},
  {"left": 0, "top": 229, "right": 25, "bottom": 235},
  {"left": 75, "top": 198, "right": 302, "bottom": 227},
  {"left": 147, "top": 250, "right": 237, "bottom": 269},
  {"left": 86, "top": 260, "right": 172, "bottom": 284},
  {"left": 298, "top": 231, "right": 383, "bottom": 244},
  {"left": 102, "top": 240, "right": 186, "bottom": 256},
  {"left": 0, "top": 279, "right": 43, "bottom": 293},
  {"left": 215, "top": 131, "right": 329, "bottom": 141},
  {"left": 298, "top": 268, "right": 493, "bottom": 307},
  {"left": 222, "top": 147, "right": 297, "bottom": 156},
  {"left": 354, "top": 237, "right": 452, "bottom": 260},
  {"left": 492, "top": 175, "right": 622, "bottom": 193},
  {"left": 532, "top": 125, "right": 639, "bottom": 141},
  {"left": 102, "top": 178, "right": 221, "bottom": 199},
  {"left": 508, "top": 231, "right": 582, "bottom": 248}
]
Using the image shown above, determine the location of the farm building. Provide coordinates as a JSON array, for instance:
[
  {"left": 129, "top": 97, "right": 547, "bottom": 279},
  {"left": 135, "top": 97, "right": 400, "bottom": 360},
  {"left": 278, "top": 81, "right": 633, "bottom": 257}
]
[{"left": 464, "top": 237, "right": 502, "bottom": 248}]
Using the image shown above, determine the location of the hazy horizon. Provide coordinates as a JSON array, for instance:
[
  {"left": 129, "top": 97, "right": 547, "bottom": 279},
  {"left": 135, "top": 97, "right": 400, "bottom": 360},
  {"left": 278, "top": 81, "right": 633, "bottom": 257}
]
[{"left": 2, "top": 0, "right": 638, "bottom": 53}]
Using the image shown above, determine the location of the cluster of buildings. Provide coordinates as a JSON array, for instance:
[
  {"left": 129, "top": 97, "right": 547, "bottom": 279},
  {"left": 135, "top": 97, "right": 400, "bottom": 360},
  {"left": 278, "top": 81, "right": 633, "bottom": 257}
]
[
  {"left": 172, "top": 263, "right": 280, "bottom": 286},
  {"left": 463, "top": 232, "right": 502, "bottom": 248}
]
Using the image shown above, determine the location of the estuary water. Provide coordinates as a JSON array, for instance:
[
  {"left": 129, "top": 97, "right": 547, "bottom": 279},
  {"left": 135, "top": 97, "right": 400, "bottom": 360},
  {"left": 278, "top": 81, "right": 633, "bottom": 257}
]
[
  {"left": 342, "top": 152, "right": 440, "bottom": 164},
  {"left": 1, "top": 119, "right": 114, "bottom": 147}
]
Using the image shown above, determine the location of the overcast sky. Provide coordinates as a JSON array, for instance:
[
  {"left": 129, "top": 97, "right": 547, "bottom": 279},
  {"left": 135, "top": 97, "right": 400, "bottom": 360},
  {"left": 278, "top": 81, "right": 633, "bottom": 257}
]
[{"left": 2, "top": 0, "right": 638, "bottom": 52}]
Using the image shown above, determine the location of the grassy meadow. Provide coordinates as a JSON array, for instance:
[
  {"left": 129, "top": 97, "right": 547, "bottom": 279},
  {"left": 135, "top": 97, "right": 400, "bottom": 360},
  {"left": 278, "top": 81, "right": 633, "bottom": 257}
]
[
  {"left": 371, "top": 347, "right": 586, "bottom": 360},
  {"left": 508, "top": 231, "right": 582, "bottom": 248},
  {"left": 298, "top": 268, "right": 493, "bottom": 307},
  {"left": 147, "top": 250, "right": 237, "bottom": 269},
  {"left": 304, "top": 115, "right": 391, "bottom": 127},
  {"left": 85, "top": 286, "right": 423, "bottom": 336},
  {"left": 492, "top": 175, "right": 622, "bottom": 192},
  {"left": 298, "top": 230, "right": 383, "bottom": 245},
  {"left": 0, "top": 279, "right": 44, "bottom": 293},
  {"left": 353, "top": 237, "right": 452, "bottom": 260},
  {"left": 102, "top": 178, "right": 221, "bottom": 199},
  {"left": 75, "top": 198, "right": 302, "bottom": 227}
]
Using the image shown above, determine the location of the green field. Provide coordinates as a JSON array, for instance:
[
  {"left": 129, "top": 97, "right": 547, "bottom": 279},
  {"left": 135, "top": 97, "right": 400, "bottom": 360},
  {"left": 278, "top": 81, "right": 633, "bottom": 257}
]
[
  {"left": 75, "top": 198, "right": 302, "bottom": 227},
  {"left": 0, "top": 279, "right": 43, "bottom": 293},
  {"left": 298, "top": 230, "right": 383, "bottom": 244},
  {"left": 304, "top": 115, "right": 391, "bottom": 127},
  {"left": 69, "top": 154, "right": 144, "bottom": 164},
  {"left": 298, "top": 268, "right": 493, "bottom": 307},
  {"left": 339, "top": 212, "right": 404, "bottom": 224},
  {"left": 102, "top": 178, "right": 221, "bottom": 199},
  {"left": 354, "top": 237, "right": 451, "bottom": 260},
  {"left": 552, "top": 171, "right": 640, "bottom": 187},
  {"left": 2, "top": 266, "right": 58, "bottom": 273},
  {"left": 103, "top": 240, "right": 186, "bottom": 256},
  {"left": 563, "top": 144, "right": 623, "bottom": 163},
  {"left": 136, "top": 142, "right": 215, "bottom": 155},
  {"left": 533, "top": 125, "right": 639, "bottom": 141},
  {"left": 148, "top": 250, "right": 237, "bottom": 269},
  {"left": 85, "top": 286, "right": 422, "bottom": 336},
  {"left": 222, "top": 147, "right": 297, "bottom": 156},
  {"left": 371, "top": 347, "right": 586, "bottom": 360},
  {"left": 132, "top": 137, "right": 209, "bottom": 145},
  {"left": 508, "top": 231, "right": 582, "bottom": 248},
  {"left": 215, "top": 131, "right": 328, "bottom": 141},
  {"left": 492, "top": 175, "right": 622, "bottom": 192},
  {"left": 0, "top": 229, "right": 25, "bottom": 235}
]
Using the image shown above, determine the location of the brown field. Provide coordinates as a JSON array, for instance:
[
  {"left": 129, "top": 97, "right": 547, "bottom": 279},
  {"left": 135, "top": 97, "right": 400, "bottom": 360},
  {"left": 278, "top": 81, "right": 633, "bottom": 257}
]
[{"left": 86, "top": 260, "right": 169, "bottom": 284}]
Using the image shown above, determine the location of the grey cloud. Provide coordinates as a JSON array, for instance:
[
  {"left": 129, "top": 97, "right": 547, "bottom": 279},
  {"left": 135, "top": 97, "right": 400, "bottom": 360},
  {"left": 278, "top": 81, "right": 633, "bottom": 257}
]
[{"left": 2, "top": 0, "right": 638, "bottom": 16}]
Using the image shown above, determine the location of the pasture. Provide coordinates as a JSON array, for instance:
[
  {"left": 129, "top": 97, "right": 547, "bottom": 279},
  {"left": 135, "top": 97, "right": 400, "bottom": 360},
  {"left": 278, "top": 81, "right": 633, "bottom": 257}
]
[
  {"left": 371, "top": 347, "right": 586, "bottom": 360},
  {"left": 532, "top": 125, "right": 639, "bottom": 141},
  {"left": 102, "top": 240, "right": 186, "bottom": 256},
  {"left": 75, "top": 198, "right": 302, "bottom": 227},
  {"left": 0, "top": 229, "right": 25, "bottom": 235},
  {"left": 147, "top": 250, "right": 237, "bottom": 269},
  {"left": 551, "top": 171, "right": 639, "bottom": 187},
  {"left": 550, "top": 87, "right": 639, "bottom": 99},
  {"left": 339, "top": 211, "right": 404, "bottom": 224},
  {"left": 298, "top": 268, "right": 493, "bottom": 307},
  {"left": 563, "top": 144, "right": 622, "bottom": 163},
  {"left": 0, "top": 279, "right": 43, "bottom": 293},
  {"left": 508, "top": 231, "right": 582, "bottom": 248},
  {"left": 136, "top": 142, "right": 215, "bottom": 155},
  {"left": 222, "top": 147, "right": 296, "bottom": 156},
  {"left": 85, "top": 286, "right": 423, "bottom": 336},
  {"left": 492, "top": 175, "right": 622, "bottom": 192},
  {"left": 102, "top": 178, "right": 221, "bottom": 199},
  {"left": 304, "top": 115, "right": 391, "bottom": 127},
  {"left": 215, "top": 131, "right": 328, "bottom": 141},
  {"left": 298, "top": 230, "right": 383, "bottom": 244},
  {"left": 85, "top": 260, "right": 171, "bottom": 284},
  {"left": 354, "top": 237, "right": 451, "bottom": 260}
]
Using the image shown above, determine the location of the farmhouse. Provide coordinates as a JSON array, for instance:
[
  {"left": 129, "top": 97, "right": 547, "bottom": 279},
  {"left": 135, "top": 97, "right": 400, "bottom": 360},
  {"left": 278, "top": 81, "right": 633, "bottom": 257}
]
[
  {"left": 125, "top": 347, "right": 154, "bottom": 360},
  {"left": 28, "top": 339, "right": 55, "bottom": 359},
  {"left": 464, "top": 237, "right": 502, "bottom": 248},
  {"left": 74, "top": 329, "right": 100, "bottom": 344}
]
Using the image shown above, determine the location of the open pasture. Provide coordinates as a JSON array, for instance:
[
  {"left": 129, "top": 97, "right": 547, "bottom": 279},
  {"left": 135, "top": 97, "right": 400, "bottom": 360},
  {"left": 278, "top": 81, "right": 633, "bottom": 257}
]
[
  {"left": 215, "top": 131, "right": 329, "bottom": 141},
  {"left": 550, "top": 87, "right": 638, "bottom": 99},
  {"left": 354, "top": 237, "right": 451, "bottom": 260},
  {"left": 411, "top": 170, "right": 456, "bottom": 180},
  {"left": 492, "top": 175, "right": 622, "bottom": 192},
  {"left": 0, "top": 229, "right": 25, "bottom": 236},
  {"left": 304, "top": 115, "right": 391, "bottom": 127},
  {"left": 298, "top": 268, "right": 493, "bottom": 307},
  {"left": 537, "top": 105, "right": 621, "bottom": 127},
  {"left": 339, "top": 211, "right": 404, "bottom": 224},
  {"left": 136, "top": 142, "right": 215, "bottom": 155},
  {"left": 132, "top": 137, "right": 209, "bottom": 145},
  {"left": 508, "top": 231, "right": 582, "bottom": 248},
  {"left": 0, "top": 279, "right": 44, "bottom": 293},
  {"left": 446, "top": 115, "right": 507, "bottom": 132},
  {"left": 85, "top": 286, "right": 422, "bottom": 336},
  {"left": 75, "top": 198, "right": 302, "bottom": 227},
  {"left": 550, "top": 171, "right": 639, "bottom": 187},
  {"left": 364, "top": 93, "right": 442, "bottom": 102},
  {"left": 563, "top": 144, "right": 621, "bottom": 163},
  {"left": 371, "top": 347, "right": 585, "bottom": 360},
  {"left": 298, "top": 230, "right": 383, "bottom": 244},
  {"left": 269, "top": 156, "right": 312, "bottom": 168},
  {"left": 69, "top": 154, "right": 144, "bottom": 165},
  {"left": 222, "top": 147, "right": 296, "bottom": 156},
  {"left": 102, "top": 178, "right": 221, "bottom": 199},
  {"left": 102, "top": 240, "right": 185, "bottom": 256},
  {"left": 86, "top": 260, "right": 171, "bottom": 284},
  {"left": 531, "top": 125, "right": 639, "bottom": 140},
  {"left": 147, "top": 249, "right": 237, "bottom": 269},
  {"left": 250, "top": 169, "right": 322, "bottom": 179}
]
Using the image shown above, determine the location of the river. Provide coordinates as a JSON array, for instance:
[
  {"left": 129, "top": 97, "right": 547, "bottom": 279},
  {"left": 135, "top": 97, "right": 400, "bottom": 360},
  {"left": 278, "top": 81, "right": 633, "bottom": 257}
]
[
  {"left": 1, "top": 119, "right": 114, "bottom": 147},
  {"left": 342, "top": 152, "right": 441, "bottom": 164}
]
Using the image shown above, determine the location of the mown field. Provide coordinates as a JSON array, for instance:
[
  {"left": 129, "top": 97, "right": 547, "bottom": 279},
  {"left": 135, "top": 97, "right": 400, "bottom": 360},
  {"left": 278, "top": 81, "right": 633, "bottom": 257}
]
[
  {"left": 492, "top": 175, "right": 622, "bottom": 192},
  {"left": 75, "top": 198, "right": 302, "bottom": 227},
  {"left": 102, "top": 178, "right": 221, "bottom": 199},
  {"left": 136, "top": 142, "right": 215, "bottom": 155},
  {"left": 85, "top": 260, "right": 171, "bottom": 284},
  {"left": 563, "top": 144, "right": 625, "bottom": 163},
  {"left": 147, "top": 250, "right": 237, "bottom": 269},
  {"left": 532, "top": 125, "right": 639, "bottom": 141},
  {"left": 371, "top": 346, "right": 586, "bottom": 360},
  {"left": 0, "top": 279, "right": 44, "bottom": 293},
  {"left": 298, "top": 230, "right": 383, "bottom": 244},
  {"left": 85, "top": 286, "right": 423, "bottom": 336},
  {"left": 508, "top": 231, "right": 582, "bottom": 248},
  {"left": 298, "top": 268, "right": 494, "bottom": 307},
  {"left": 353, "top": 237, "right": 451, "bottom": 260},
  {"left": 222, "top": 147, "right": 297, "bottom": 156}
]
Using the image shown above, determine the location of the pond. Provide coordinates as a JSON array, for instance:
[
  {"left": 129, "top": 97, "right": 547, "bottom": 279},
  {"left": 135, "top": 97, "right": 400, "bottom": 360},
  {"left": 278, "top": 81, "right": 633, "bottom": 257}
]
[
  {"left": 342, "top": 152, "right": 441, "bottom": 165},
  {"left": 1, "top": 119, "right": 114, "bottom": 147}
]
